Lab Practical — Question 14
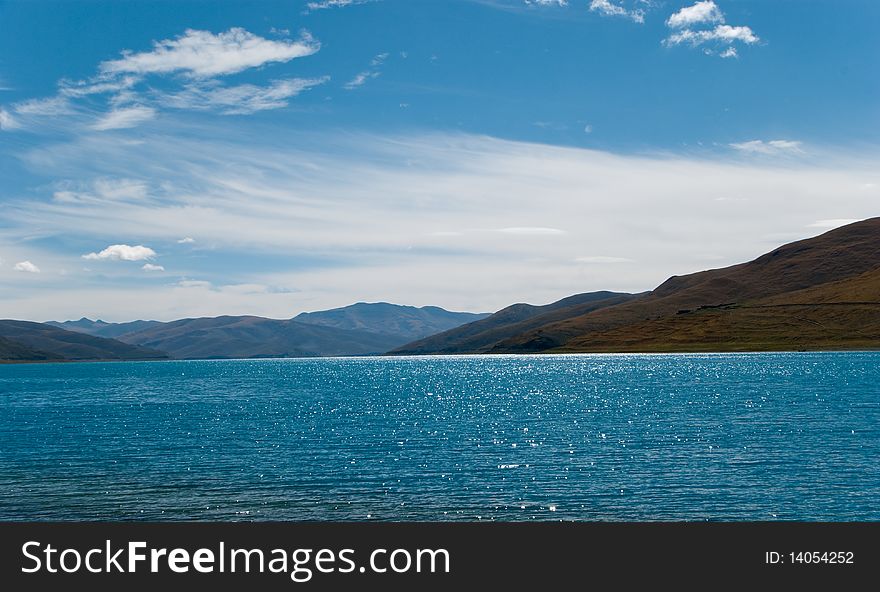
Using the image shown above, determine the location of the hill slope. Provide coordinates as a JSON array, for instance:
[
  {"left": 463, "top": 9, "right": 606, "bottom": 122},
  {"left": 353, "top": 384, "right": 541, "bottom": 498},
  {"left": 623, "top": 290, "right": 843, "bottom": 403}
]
[
  {"left": 392, "top": 291, "right": 636, "bottom": 354},
  {"left": 0, "top": 321, "right": 168, "bottom": 361},
  {"left": 399, "top": 218, "right": 880, "bottom": 354},
  {"left": 115, "top": 316, "right": 403, "bottom": 359}
]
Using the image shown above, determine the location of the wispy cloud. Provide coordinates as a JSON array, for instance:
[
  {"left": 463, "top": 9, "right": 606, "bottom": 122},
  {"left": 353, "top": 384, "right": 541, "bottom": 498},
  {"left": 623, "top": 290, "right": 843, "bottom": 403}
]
[
  {"left": 730, "top": 139, "right": 804, "bottom": 155},
  {"left": 9, "top": 28, "right": 325, "bottom": 133},
  {"left": 345, "top": 52, "right": 389, "bottom": 90},
  {"left": 164, "top": 77, "right": 329, "bottom": 115},
  {"left": 13, "top": 96, "right": 74, "bottom": 116},
  {"left": 589, "top": 0, "right": 645, "bottom": 24},
  {"left": 177, "top": 237, "right": 196, "bottom": 244},
  {"left": 0, "top": 108, "right": 20, "bottom": 130},
  {"left": 83, "top": 244, "right": 157, "bottom": 261},
  {"left": 100, "top": 28, "right": 319, "bottom": 78},
  {"left": 525, "top": 0, "right": 568, "bottom": 6},
  {"left": 5, "top": 130, "right": 875, "bottom": 319},
  {"left": 142, "top": 263, "right": 165, "bottom": 272},
  {"left": 91, "top": 106, "right": 157, "bottom": 131},
  {"left": 306, "top": 0, "right": 370, "bottom": 11}
]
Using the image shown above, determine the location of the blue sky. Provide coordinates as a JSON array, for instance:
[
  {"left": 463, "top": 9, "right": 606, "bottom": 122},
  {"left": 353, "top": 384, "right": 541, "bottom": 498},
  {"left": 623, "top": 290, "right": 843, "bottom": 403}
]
[{"left": 1, "top": 0, "right": 878, "bottom": 321}]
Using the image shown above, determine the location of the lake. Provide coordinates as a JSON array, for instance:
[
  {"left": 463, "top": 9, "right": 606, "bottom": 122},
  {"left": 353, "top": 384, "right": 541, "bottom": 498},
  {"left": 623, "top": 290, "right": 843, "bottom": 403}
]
[{"left": 1, "top": 353, "right": 878, "bottom": 521}]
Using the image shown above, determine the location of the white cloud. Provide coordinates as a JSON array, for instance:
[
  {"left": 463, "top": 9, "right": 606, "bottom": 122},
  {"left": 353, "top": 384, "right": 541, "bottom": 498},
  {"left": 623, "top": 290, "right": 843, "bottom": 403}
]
[
  {"left": 525, "top": 1, "right": 567, "bottom": 6},
  {"left": 663, "top": 3, "right": 759, "bottom": 57},
  {"left": 345, "top": 71, "right": 380, "bottom": 90},
  {"left": 100, "top": 28, "right": 320, "bottom": 78},
  {"left": 665, "top": 24, "right": 759, "bottom": 47},
  {"left": 666, "top": 1, "right": 724, "bottom": 28},
  {"left": 14, "top": 261, "right": 40, "bottom": 273},
  {"left": 13, "top": 96, "right": 73, "bottom": 116},
  {"left": 142, "top": 263, "right": 165, "bottom": 272},
  {"left": 730, "top": 140, "right": 804, "bottom": 155},
  {"left": 6, "top": 131, "right": 878, "bottom": 319},
  {"left": 164, "top": 77, "right": 329, "bottom": 114},
  {"left": 306, "top": 0, "right": 367, "bottom": 11},
  {"left": 83, "top": 244, "right": 157, "bottom": 261},
  {"left": 589, "top": 0, "right": 645, "bottom": 24},
  {"left": 0, "top": 108, "right": 19, "bottom": 130},
  {"left": 59, "top": 76, "right": 140, "bottom": 98},
  {"left": 344, "top": 52, "right": 389, "bottom": 90},
  {"left": 177, "top": 237, "right": 196, "bottom": 244},
  {"left": 91, "top": 106, "right": 157, "bottom": 131}
]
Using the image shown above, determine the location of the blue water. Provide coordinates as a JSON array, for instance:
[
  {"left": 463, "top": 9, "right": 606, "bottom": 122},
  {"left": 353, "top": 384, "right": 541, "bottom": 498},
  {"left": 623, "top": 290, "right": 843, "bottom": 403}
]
[{"left": 1, "top": 353, "right": 878, "bottom": 521}]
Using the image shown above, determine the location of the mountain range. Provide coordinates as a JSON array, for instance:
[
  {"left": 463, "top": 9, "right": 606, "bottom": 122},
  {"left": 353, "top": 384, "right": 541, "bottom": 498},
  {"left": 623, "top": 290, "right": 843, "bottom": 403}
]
[
  {"left": 3, "top": 218, "right": 879, "bottom": 362},
  {"left": 24, "top": 303, "right": 490, "bottom": 361}
]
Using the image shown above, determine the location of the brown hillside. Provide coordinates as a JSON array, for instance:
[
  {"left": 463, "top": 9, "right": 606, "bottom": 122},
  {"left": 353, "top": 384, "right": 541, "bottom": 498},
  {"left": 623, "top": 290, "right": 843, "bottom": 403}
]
[{"left": 485, "top": 218, "right": 880, "bottom": 353}]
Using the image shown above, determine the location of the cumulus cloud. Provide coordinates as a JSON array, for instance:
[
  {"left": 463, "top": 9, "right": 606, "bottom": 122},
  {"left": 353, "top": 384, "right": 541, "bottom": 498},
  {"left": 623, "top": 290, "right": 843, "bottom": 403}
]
[
  {"left": 665, "top": 24, "right": 759, "bottom": 47},
  {"left": 164, "top": 77, "right": 329, "bottom": 114},
  {"left": 142, "top": 263, "right": 165, "bottom": 272},
  {"left": 664, "top": 3, "right": 759, "bottom": 56},
  {"left": 177, "top": 237, "right": 196, "bottom": 244},
  {"left": 666, "top": 1, "right": 724, "bottom": 28},
  {"left": 100, "top": 28, "right": 320, "bottom": 78},
  {"left": 14, "top": 261, "right": 40, "bottom": 273},
  {"left": 730, "top": 140, "right": 804, "bottom": 155},
  {"left": 91, "top": 106, "right": 157, "bottom": 131},
  {"left": 83, "top": 244, "right": 157, "bottom": 261},
  {"left": 589, "top": 0, "right": 645, "bottom": 24}
]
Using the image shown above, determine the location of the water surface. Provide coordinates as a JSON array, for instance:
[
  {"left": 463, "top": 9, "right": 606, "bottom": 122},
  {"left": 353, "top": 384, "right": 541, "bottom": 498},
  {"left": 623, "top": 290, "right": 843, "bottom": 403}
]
[{"left": 1, "top": 353, "right": 878, "bottom": 521}]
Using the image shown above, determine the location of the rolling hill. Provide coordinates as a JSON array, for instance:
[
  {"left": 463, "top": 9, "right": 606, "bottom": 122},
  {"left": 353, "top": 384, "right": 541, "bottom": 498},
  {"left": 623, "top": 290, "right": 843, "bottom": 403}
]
[
  {"left": 112, "top": 315, "right": 403, "bottom": 359},
  {"left": 46, "top": 318, "right": 164, "bottom": 340},
  {"left": 41, "top": 303, "right": 490, "bottom": 360},
  {"left": 395, "top": 218, "right": 880, "bottom": 354},
  {"left": 391, "top": 291, "right": 637, "bottom": 354},
  {"left": 0, "top": 320, "right": 168, "bottom": 362}
]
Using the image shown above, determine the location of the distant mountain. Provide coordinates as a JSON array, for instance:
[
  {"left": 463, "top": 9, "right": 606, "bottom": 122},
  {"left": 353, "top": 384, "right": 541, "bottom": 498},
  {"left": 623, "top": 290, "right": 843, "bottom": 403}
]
[
  {"left": 0, "top": 320, "right": 168, "bottom": 362},
  {"left": 399, "top": 218, "right": 880, "bottom": 354},
  {"left": 41, "top": 303, "right": 492, "bottom": 361},
  {"left": 114, "top": 316, "right": 404, "bottom": 359},
  {"left": 391, "top": 291, "right": 636, "bottom": 355},
  {"left": 46, "top": 318, "right": 163, "bottom": 339},
  {"left": 294, "top": 302, "right": 490, "bottom": 342}
]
